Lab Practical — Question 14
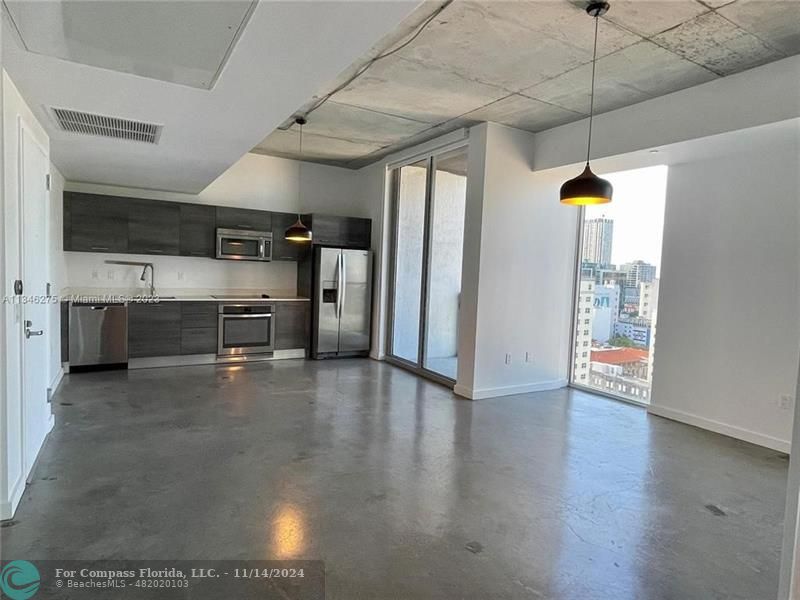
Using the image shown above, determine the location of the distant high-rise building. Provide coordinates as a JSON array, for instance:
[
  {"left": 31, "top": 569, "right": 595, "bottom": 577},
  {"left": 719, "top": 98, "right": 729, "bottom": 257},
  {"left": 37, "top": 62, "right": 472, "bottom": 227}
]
[
  {"left": 572, "top": 278, "right": 595, "bottom": 384},
  {"left": 623, "top": 260, "right": 657, "bottom": 287},
  {"left": 638, "top": 279, "right": 660, "bottom": 320},
  {"left": 591, "top": 284, "right": 621, "bottom": 344},
  {"left": 597, "top": 268, "right": 627, "bottom": 288},
  {"left": 582, "top": 217, "right": 614, "bottom": 266}
]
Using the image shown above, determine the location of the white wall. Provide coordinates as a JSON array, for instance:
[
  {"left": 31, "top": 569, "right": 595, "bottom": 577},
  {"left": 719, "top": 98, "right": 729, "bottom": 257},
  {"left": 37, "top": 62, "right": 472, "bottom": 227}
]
[
  {"left": 63, "top": 152, "right": 361, "bottom": 294},
  {"left": 455, "top": 123, "right": 577, "bottom": 399},
  {"left": 1, "top": 70, "right": 53, "bottom": 519},
  {"left": 648, "top": 122, "right": 800, "bottom": 452}
]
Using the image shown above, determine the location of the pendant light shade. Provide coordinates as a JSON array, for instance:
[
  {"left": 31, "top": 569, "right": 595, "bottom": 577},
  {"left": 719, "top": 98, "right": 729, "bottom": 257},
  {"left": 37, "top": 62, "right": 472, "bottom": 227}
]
[
  {"left": 285, "top": 216, "right": 312, "bottom": 241},
  {"left": 286, "top": 116, "right": 313, "bottom": 243},
  {"left": 560, "top": 164, "right": 612, "bottom": 205},
  {"left": 560, "top": 1, "right": 613, "bottom": 206}
]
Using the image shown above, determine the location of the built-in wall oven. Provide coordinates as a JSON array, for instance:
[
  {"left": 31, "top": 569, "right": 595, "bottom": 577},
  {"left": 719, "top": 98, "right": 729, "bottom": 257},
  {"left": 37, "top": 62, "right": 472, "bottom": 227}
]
[
  {"left": 216, "top": 228, "right": 273, "bottom": 261},
  {"left": 217, "top": 303, "right": 275, "bottom": 357}
]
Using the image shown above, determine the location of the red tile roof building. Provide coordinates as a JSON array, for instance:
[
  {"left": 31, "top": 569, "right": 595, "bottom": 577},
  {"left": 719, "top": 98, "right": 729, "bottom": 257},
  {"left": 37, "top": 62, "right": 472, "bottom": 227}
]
[{"left": 590, "top": 348, "right": 649, "bottom": 366}]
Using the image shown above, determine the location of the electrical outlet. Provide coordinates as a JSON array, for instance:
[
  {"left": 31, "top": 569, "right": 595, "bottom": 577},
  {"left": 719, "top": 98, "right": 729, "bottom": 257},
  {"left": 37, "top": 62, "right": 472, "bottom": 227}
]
[
  {"left": 525, "top": 352, "right": 534, "bottom": 364},
  {"left": 107, "top": 270, "right": 115, "bottom": 280},
  {"left": 91, "top": 270, "right": 99, "bottom": 280},
  {"left": 177, "top": 272, "right": 185, "bottom": 281},
  {"left": 779, "top": 395, "right": 793, "bottom": 410},
  {"left": 505, "top": 353, "right": 512, "bottom": 365}
]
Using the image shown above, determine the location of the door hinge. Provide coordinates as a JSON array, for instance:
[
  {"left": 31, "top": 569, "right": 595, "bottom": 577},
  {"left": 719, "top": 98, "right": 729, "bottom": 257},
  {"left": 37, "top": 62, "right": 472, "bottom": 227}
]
[{"left": 45, "top": 173, "right": 51, "bottom": 191}]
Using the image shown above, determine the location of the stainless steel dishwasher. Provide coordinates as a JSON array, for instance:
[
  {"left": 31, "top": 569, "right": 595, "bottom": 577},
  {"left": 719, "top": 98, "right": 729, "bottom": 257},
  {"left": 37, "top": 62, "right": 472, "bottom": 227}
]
[{"left": 69, "top": 302, "right": 128, "bottom": 368}]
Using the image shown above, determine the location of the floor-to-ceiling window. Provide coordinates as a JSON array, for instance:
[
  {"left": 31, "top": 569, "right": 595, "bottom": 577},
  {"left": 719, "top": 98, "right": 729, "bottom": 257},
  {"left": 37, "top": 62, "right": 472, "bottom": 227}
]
[
  {"left": 387, "top": 146, "right": 468, "bottom": 383},
  {"left": 570, "top": 165, "right": 668, "bottom": 404}
]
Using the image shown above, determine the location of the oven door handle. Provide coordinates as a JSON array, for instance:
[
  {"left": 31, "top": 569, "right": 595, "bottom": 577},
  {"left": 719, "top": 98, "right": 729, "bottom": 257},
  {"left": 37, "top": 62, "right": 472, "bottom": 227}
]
[{"left": 223, "top": 313, "right": 273, "bottom": 318}]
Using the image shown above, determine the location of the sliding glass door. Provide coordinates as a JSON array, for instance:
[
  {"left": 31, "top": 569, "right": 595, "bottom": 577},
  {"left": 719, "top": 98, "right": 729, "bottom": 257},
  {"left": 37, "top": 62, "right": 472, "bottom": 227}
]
[
  {"left": 390, "top": 159, "right": 427, "bottom": 363},
  {"left": 388, "top": 147, "right": 468, "bottom": 383}
]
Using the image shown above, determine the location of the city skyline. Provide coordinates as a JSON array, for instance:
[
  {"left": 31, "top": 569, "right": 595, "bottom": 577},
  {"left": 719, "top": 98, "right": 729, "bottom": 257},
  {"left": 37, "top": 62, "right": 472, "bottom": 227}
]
[{"left": 585, "top": 165, "right": 668, "bottom": 269}]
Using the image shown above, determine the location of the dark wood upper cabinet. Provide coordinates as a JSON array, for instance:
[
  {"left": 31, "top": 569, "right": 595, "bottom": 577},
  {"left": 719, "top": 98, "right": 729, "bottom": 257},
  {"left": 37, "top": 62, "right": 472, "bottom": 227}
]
[
  {"left": 179, "top": 204, "right": 216, "bottom": 258},
  {"left": 306, "top": 214, "right": 371, "bottom": 249},
  {"left": 271, "top": 212, "right": 311, "bottom": 261},
  {"left": 128, "top": 199, "right": 180, "bottom": 256},
  {"left": 215, "top": 206, "right": 271, "bottom": 232},
  {"left": 64, "top": 192, "right": 129, "bottom": 253},
  {"left": 64, "top": 190, "right": 367, "bottom": 261}
]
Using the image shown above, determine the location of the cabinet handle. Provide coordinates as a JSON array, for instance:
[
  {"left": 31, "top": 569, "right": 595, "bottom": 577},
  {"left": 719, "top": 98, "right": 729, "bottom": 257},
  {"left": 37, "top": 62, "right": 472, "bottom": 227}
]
[
  {"left": 91, "top": 246, "right": 110, "bottom": 251},
  {"left": 236, "top": 224, "right": 251, "bottom": 229},
  {"left": 148, "top": 249, "right": 165, "bottom": 254},
  {"left": 190, "top": 252, "right": 206, "bottom": 256}
]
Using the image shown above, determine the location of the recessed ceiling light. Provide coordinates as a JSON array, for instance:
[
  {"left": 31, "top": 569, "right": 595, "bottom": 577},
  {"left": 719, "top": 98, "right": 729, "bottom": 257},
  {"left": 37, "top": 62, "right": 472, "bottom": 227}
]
[{"left": 649, "top": 149, "right": 660, "bottom": 154}]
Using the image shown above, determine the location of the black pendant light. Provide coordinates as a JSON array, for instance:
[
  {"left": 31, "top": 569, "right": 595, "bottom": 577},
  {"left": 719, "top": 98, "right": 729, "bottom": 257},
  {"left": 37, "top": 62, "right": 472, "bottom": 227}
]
[
  {"left": 560, "top": 1, "right": 613, "bottom": 206},
  {"left": 285, "top": 116, "right": 313, "bottom": 242}
]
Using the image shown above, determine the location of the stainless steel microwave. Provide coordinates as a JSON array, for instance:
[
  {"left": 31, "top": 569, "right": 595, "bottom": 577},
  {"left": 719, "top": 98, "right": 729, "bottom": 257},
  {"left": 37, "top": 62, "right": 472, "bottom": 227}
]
[{"left": 216, "top": 228, "right": 272, "bottom": 261}]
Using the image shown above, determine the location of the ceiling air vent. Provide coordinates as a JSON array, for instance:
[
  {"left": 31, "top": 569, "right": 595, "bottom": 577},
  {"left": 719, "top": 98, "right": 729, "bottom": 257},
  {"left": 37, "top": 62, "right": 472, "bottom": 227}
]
[{"left": 51, "top": 108, "right": 162, "bottom": 144}]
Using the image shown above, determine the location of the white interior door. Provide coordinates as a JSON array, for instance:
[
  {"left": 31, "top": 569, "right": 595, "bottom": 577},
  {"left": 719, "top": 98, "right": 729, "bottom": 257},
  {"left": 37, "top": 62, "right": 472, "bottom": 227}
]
[{"left": 20, "top": 124, "right": 50, "bottom": 475}]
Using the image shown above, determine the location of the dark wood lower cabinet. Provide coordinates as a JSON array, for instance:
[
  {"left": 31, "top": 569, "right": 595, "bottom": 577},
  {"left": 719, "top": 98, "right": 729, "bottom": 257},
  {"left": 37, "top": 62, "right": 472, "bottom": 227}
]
[
  {"left": 127, "top": 301, "right": 308, "bottom": 358},
  {"left": 275, "top": 302, "right": 309, "bottom": 350},
  {"left": 180, "top": 302, "right": 217, "bottom": 328},
  {"left": 180, "top": 302, "right": 218, "bottom": 354},
  {"left": 128, "top": 302, "right": 181, "bottom": 358},
  {"left": 181, "top": 327, "right": 217, "bottom": 355}
]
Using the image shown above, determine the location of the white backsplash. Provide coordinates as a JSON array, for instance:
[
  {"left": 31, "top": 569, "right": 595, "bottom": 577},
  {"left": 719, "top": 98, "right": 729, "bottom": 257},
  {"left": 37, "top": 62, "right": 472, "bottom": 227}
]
[{"left": 64, "top": 251, "right": 297, "bottom": 294}]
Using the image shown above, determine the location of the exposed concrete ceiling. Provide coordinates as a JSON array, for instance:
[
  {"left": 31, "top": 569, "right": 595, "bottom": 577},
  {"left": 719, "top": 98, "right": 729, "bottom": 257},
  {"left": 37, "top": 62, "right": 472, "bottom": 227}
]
[{"left": 253, "top": 0, "right": 800, "bottom": 169}]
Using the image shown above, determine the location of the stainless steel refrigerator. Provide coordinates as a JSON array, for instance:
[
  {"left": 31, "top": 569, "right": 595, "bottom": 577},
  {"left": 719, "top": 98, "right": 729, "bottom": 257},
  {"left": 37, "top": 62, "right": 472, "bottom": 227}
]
[{"left": 311, "top": 247, "right": 372, "bottom": 358}]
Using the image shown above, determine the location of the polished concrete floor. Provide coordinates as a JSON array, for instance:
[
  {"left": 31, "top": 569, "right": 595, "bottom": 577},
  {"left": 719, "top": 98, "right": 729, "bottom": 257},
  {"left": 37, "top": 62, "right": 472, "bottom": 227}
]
[{"left": 2, "top": 359, "right": 788, "bottom": 599}]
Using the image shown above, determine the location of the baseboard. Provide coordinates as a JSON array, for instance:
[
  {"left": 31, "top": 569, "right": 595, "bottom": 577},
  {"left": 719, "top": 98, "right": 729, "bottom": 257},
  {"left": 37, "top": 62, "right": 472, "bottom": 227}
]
[
  {"left": 129, "top": 350, "right": 305, "bottom": 370},
  {"left": 454, "top": 378, "right": 568, "bottom": 400},
  {"left": 48, "top": 366, "right": 64, "bottom": 400},
  {"left": 647, "top": 404, "right": 791, "bottom": 453}
]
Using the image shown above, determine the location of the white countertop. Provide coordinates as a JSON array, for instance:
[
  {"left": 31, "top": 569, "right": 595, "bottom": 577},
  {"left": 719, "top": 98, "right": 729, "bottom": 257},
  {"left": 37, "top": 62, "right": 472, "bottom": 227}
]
[{"left": 61, "top": 287, "right": 309, "bottom": 303}]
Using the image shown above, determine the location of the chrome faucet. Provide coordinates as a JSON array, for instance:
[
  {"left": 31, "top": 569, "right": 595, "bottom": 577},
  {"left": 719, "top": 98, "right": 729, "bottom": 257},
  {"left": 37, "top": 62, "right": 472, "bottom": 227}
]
[
  {"left": 140, "top": 263, "right": 155, "bottom": 297},
  {"left": 105, "top": 260, "right": 156, "bottom": 296}
]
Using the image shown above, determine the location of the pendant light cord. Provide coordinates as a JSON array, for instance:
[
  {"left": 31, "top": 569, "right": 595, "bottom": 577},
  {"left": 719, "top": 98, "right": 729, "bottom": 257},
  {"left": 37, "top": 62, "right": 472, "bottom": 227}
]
[
  {"left": 297, "top": 121, "right": 303, "bottom": 220},
  {"left": 586, "top": 14, "right": 599, "bottom": 165}
]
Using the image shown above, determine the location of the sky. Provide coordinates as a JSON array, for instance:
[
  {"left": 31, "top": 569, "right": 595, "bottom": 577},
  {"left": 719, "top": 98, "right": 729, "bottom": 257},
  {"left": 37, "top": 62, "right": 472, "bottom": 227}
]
[{"left": 586, "top": 165, "right": 668, "bottom": 271}]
